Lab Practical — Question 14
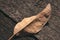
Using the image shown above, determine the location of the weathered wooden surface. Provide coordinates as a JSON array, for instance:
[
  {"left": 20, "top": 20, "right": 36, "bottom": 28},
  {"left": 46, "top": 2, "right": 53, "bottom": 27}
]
[{"left": 0, "top": 0, "right": 60, "bottom": 40}]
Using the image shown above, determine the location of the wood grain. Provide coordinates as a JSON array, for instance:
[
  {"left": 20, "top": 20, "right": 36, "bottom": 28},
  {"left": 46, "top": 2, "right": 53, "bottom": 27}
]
[{"left": 0, "top": 0, "right": 60, "bottom": 40}]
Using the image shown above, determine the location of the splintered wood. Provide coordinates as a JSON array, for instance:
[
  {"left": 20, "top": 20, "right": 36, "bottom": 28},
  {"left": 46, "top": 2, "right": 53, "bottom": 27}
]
[{"left": 8, "top": 3, "right": 51, "bottom": 40}]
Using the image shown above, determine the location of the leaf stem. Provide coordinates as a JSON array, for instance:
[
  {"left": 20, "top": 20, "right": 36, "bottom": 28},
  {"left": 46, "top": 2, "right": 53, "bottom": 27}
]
[{"left": 8, "top": 34, "right": 15, "bottom": 40}]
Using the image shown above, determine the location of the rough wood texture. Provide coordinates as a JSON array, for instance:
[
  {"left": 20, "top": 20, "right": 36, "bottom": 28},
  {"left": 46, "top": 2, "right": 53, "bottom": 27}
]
[
  {"left": 8, "top": 4, "right": 51, "bottom": 40},
  {"left": 0, "top": 0, "right": 60, "bottom": 40}
]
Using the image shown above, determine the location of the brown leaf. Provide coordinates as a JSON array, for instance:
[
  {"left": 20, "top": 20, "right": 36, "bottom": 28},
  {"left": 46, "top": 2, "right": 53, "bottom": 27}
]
[
  {"left": 24, "top": 3, "right": 51, "bottom": 33},
  {"left": 8, "top": 3, "right": 51, "bottom": 40}
]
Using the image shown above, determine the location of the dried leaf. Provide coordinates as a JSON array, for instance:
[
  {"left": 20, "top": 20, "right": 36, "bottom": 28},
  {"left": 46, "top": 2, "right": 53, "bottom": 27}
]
[
  {"left": 8, "top": 3, "right": 51, "bottom": 40},
  {"left": 8, "top": 16, "right": 36, "bottom": 40},
  {"left": 24, "top": 3, "right": 51, "bottom": 33},
  {"left": 14, "top": 16, "right": 37, "bottom": 35}
]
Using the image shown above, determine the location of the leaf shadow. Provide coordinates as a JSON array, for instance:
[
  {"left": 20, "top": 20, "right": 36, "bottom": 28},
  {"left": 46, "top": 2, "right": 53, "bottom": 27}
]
[{"left": 12, "top": 31, "right": 39, "bottom": 40}]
